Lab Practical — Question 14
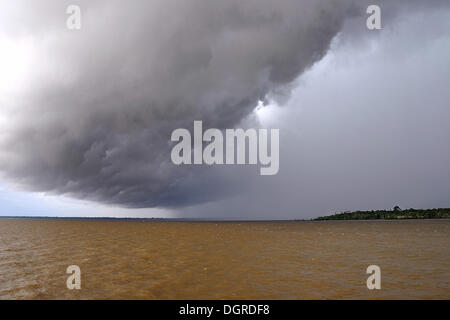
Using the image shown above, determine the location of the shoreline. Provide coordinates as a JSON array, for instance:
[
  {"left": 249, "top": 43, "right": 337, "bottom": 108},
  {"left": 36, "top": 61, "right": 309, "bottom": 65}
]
[{"left": 0, "top": 216, "right": 449, "bottom": 222}]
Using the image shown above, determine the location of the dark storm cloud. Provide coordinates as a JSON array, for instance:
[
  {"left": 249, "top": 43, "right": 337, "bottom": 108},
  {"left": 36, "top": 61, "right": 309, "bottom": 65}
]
[
  {"left": 0, "top": 0, "right": 448, "bottom": 210},
  {"left": 182, "top": 5, "right": 450, "bottom": 219}
]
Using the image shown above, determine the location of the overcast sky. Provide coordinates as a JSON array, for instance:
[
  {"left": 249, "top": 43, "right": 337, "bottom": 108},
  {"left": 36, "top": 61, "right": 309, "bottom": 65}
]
[{"left": 0, "top": 1, "right": 449, "bottom": 219}]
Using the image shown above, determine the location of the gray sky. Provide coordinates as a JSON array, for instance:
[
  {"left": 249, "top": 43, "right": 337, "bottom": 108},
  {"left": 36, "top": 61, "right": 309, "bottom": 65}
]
[{"left": 0, "top": 1, "right": 449, "bottom": 219}]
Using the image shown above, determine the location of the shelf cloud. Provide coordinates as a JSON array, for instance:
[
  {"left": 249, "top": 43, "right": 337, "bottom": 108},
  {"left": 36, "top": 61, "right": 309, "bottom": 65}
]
[{"left": 0, "top": 0, "right": 449, "bottom": 214}]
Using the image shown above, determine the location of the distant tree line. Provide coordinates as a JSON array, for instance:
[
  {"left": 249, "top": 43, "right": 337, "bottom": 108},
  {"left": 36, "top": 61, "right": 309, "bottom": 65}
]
[{"left": 314, "top": 207, "right": 450, "bottom": 221}]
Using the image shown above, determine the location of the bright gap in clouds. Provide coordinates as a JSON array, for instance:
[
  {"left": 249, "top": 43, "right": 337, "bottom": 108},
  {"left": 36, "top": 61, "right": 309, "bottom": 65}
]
[
  {"left": 0, "top": 35, "right": 33, "bottom": 94},
  {"left": 254, "top": 100, "right": 280, "bottom": 126}
]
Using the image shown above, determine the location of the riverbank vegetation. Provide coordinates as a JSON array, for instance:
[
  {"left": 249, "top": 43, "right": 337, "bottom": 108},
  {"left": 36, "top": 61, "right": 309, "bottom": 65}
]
[{"left": 315, "top": 207, "right": 450, "bottom": 220}]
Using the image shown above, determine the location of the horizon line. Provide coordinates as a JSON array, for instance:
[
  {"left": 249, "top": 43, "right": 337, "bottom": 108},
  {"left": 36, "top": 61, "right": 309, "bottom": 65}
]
[{"left": 0, "top": 216, "right": 312, "bottom": 222}]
